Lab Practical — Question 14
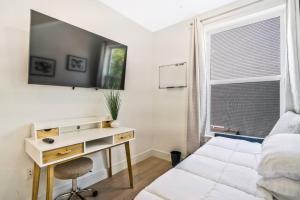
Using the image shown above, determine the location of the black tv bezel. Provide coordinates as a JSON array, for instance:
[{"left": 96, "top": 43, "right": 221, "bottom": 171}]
[{"left": 28, "top": 10, "right": 128, "bottom": 90}]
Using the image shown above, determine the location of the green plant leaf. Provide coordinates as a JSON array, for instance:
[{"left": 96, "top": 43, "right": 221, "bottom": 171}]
[{"left": 103, "top": 89, "right": 121, "bottom": 121}]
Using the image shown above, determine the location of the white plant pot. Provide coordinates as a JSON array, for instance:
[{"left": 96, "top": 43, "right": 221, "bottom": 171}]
[{"left": 111, "top": 120, "right": 120, "bottom": 128}]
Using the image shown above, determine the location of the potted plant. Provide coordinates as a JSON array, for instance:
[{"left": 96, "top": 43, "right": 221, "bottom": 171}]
[{"left": 104, "top": 89, "right": 121, "bottom": 128}]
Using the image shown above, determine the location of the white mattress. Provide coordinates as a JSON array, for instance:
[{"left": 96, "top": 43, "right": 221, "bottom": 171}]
[{"left": 135, "top": 137, "right": 272, "bottom": 200}]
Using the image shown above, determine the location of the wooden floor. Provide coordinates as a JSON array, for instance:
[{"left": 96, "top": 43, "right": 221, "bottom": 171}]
[{"left": 85, "top": 157, "right": 171, "bottom": 200}]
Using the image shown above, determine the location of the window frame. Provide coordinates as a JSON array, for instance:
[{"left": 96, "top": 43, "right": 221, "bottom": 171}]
[{"left": 203, "top": 5, "right": 287, "bottom": 138}]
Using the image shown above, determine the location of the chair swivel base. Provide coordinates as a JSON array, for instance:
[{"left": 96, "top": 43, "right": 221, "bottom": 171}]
[
  {"left": 55, "top": 179, "right": 98, "bottom": 200},
  {"left": 55, "top": 187, "right": 98, "bottom": 200}
]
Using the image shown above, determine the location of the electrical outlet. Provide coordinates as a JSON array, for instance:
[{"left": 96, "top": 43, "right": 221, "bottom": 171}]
[{"left": 27, "top": 168, "right": 33, "bottom": 179}]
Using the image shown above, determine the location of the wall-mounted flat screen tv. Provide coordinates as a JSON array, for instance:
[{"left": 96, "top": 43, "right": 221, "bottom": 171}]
[{"left": 29, "top": 10, "right": 127, "bottom": 90}]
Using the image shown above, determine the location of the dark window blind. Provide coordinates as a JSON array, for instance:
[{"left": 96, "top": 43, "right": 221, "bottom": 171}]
[
  {"left": 209, "top": 17, "right": 281, "bottom": 138},
  {"left": 211, "top": 81, "right": 280, "bottom": 137},
  {"left": 210, "top": 17, "right": 281, "bottom": 80}
]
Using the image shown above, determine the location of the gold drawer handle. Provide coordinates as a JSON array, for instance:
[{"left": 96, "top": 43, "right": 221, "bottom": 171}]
[{"left": 57, "top": 150, "right": 72, "bottom": 155}]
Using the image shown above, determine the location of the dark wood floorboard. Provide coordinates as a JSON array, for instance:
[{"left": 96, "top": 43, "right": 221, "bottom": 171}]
[{"left": 84, "top": 157, "right": 171, "bottom": 200}]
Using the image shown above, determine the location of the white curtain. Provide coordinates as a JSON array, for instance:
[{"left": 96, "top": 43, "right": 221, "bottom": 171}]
[
  {"left": 286, "top": 0, "right": 300, "bottom": 113},
  {"left": 187, "top": 18, "right": 207, "bottom": 154}
]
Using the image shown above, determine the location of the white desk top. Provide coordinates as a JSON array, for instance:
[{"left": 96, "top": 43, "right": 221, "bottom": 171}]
[{"left": 26, "top": 127, "right": 135, "bottom": 151}]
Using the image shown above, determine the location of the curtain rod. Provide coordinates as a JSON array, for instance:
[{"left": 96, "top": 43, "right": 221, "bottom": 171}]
[{"left": 190, "top": 0, "right": 263, "bottom": 25}]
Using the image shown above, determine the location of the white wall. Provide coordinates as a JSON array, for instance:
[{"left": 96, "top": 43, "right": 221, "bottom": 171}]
[
  {"left": 152, "top": 20, "right": 192, "bottom": 158},
  {"left": 0, "top": 0, "right": 154, "bottom": 199}
]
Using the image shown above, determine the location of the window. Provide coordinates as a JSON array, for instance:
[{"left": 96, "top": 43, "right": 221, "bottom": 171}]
[
  {"left": 105, "top": 47, "right": 126, "bottom": 88},
  {"left": 205, "top": 9, "right": 285, "bottom": 138},
  {"left": 99, "top": 45, "right": 127, "bottom": 89}
]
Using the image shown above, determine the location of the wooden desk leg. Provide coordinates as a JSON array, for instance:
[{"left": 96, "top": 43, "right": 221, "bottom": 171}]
[
  {"left": 125, "top": 142, "right": 133, "bottom": 188},
  {"left": 32, "top": 162, "right": 41, "bottom": 200},
  {"left": 46, "top": 165, "right": 54, "bottom": 200},
  {"left": 106, "top": 148, "right": 112, "bottom": 177}
]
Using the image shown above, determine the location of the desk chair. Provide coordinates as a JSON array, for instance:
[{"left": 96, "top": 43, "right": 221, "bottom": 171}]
[{"left": 54, "top": 157, "right": 98, "bottom": 200}]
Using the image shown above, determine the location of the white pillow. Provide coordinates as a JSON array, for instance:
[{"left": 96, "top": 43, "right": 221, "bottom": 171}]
[
  {"left": 257, "top": 177, "right": 300, "bottom": 200},
  {"left": 269, "top": 111, "right": 300, "bottom": 135},
  {"left": 258, "top": 133, "right": 300, "bottom": 180}
]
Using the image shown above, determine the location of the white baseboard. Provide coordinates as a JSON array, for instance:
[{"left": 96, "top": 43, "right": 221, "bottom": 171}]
[
  {"left": 111, "top": 149, "right": 153, "bottom": 174},
  {"left": 37, "top": 148, "right": 173, "bottom": 200},
  {"left": 151, "top": 149, "right": 171, "bottom": 161}
]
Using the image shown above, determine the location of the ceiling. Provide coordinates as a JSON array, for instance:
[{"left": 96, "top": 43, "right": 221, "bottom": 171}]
[{"left": 98, "top": 0, "right": 239, "bottom": 32}]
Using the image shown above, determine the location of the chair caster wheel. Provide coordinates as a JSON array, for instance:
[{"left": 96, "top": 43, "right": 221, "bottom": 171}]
[{"left": 92, "top": 191, "right": 98, "bottom": 197}]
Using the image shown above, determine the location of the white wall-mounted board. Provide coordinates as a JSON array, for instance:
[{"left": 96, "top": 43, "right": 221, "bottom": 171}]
[{"left": 159, "top": 62, "right": 187, "bottom": 89}]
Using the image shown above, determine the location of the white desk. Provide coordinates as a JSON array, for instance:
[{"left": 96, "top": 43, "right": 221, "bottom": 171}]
[{"left": 25, "top": 118, "right": 135, "bottom": 200}]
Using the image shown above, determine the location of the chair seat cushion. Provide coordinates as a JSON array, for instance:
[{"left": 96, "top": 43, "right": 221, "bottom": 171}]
[{"left": 54, "top": 157, "right": 93, "bottom": 180}]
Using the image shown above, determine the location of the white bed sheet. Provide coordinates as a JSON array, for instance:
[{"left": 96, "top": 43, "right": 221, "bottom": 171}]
[{"left": 135, "top": 137, "right": 272, "bottom": 200}]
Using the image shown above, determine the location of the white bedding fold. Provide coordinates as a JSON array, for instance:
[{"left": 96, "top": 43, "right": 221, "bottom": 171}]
[
  {"left": 258, "top": 134, "right": 300, "bottom": 180},
  {"left": 257, "top": 177, "right": 300, "bottom": 200}
]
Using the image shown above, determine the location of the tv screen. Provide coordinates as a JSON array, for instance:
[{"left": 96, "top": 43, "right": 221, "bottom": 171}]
[{"left": 29, "top": 10, "right": 127, "bottom": 90}]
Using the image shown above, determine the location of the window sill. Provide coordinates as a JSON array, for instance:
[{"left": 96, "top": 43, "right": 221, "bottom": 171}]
[{"left": 208, "top": 132, "right": 264, "bottom": 144}]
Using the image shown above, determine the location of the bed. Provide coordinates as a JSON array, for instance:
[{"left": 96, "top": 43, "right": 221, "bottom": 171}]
[{"left": 135, "top": 136, "right": 272, "bottom": 200}]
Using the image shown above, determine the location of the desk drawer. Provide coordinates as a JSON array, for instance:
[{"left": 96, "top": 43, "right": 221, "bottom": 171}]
[
  {"left": 37, "top": 128, "right": 59, "bottom": 139},
  {"left": 43, "top": 143, "right": 83, "bottom": 164},
  {"left": 114, "top": 131, "right": 134, "bottom": 144}
]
